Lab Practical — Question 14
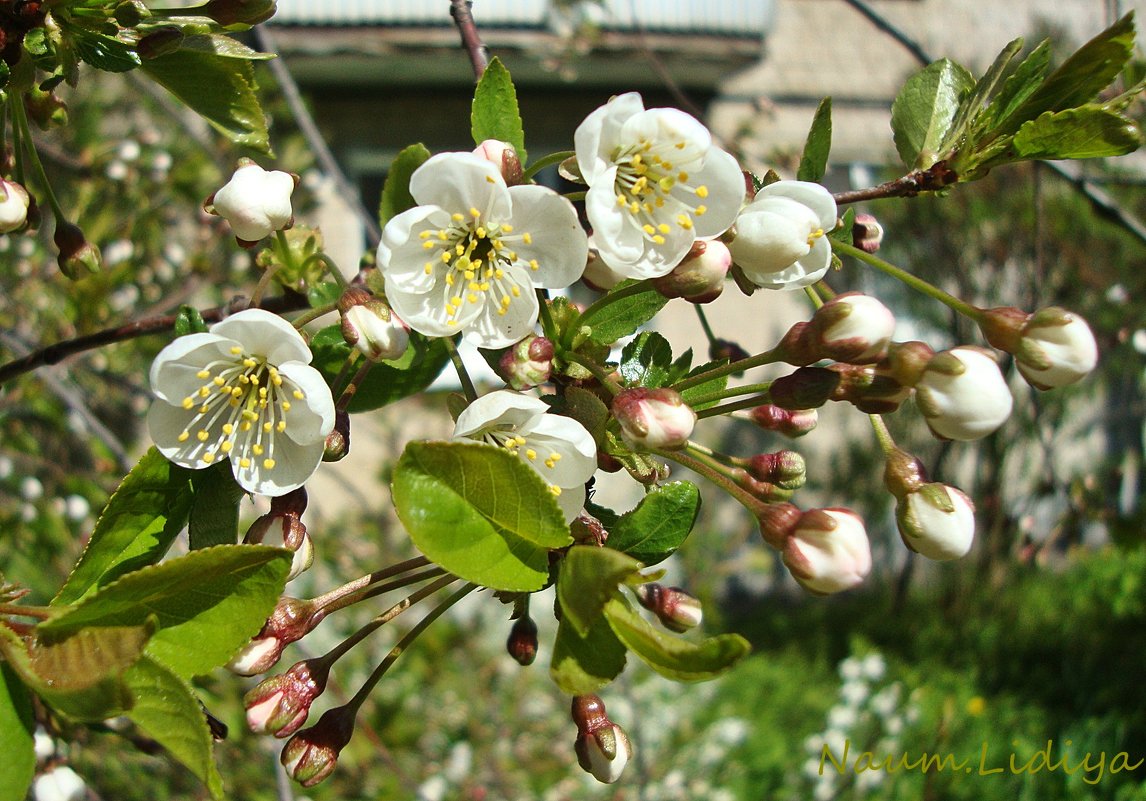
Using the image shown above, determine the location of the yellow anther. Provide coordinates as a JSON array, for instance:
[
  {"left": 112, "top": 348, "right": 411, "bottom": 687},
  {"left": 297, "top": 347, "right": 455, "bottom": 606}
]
[
  {"left": 197, "top": 430, "right": 210, "bottom": 442},
  {"left": 438, "top": 230, "right": 449, "bottom": 240},
  {"left": 231, "top": 387, "right": 243, "bottom": 398},
  {"left": 202, "top": 452, "right": 216, "bottom": 463},
  {"left": 529, "top": 260, "right": 539, "bottom": 271},
  {"left": 696, "top": 185, "right": 709, "bottom": 198},
  {"left": 214, "top": 376, "right": 225, "bottom": 386},
  {"left": 446, "top": 272, "right": 455, "bottom": 286},
  {"left": 514, "top": 436, "right": 527, "bottom": 446},
  {"left": 657, "top": 223, "right": 671, "bottom": 234},
  {"left": 197, "top": 369, "right": 210, "bottom": 379},
  {"left": 423, "top": 241, "right": 435, "bottom": 250},
  {"left": 525, "top": 449, "right": 537, "bottom": 460},
  {"left": 263, "top": 421, "right": 273, "bottom": 432},
  {"left": 281, "top": 401, "right": 291, "bottom": 412},
  {"left": 470, "top": 207, "right": 481, "bottom": 218},
  {"left": 452, "top": 213, "right": 465, "bottom": 221},
  {"left": 674, "top": 141, "right": 686, "bottom": 149},
  {"left": 441, "top": 252, "right": 452, "bottom": 263},
  {"left": 293, "top": 390, "right": 304, "bottom": 400},
  {"left": 495, "top": 268, "right": 504, "bottom": 278},
  {"left": 629, "top": 202, "right": 640, "bottom": 214},
  {"left": 655, "top": 197, "right": 665, "bottom": 208},
  {"left": 243, "top": 358, "right": 257, "bottom": 368},
  {"left": 677, "top": 214, "right": 693, "bottom": 230},
  {"left": 678, "top": 171, "right": 689, "bottom": 182},
  {"left": 464, "top": 270, "right": 475, "bottom": 280},
  {"left": 617, "top": 194, "right": 628, "bottom": 207},
  {"left": 659, "top": 177, "right": 676, "bottom": 192},
  {"left": 199, "top": 404, "right": 210, "bottom": 414},
  {"left": 476, "top": 227, "right": 487, "bottom": 238},
  {"left": 230, "top": 346, "right": 243, "bottom": 355},
  {"left": 419, "top": 230, "right": 432, "bottom": 239},
  {"left": 277, "top": 421, "right": 287, "bottom": 432},
  {"left": 480, "top": 282, "right": 490, "bottom": 291},
  {"left": 468, "top": 294, "right": 479, "bottom": 303},
  {"left": 549, "top": 484, "right": 562, "bottom": 496},
  {"left": 221, "top": 441, "right": 233, "bottom": 453},
  {"left": 522, "top": 233, "right": 532, "bottom": 245},
  {"left": 425, "top": 263, "right": 434, "bottom": 275},
  {"left": 696, "top": 205, "right": 708, "bottom": 216},
  {"left": 643, "top": 224, "right": 656, "bottom": 235},
  {"left": 252, "top": 444, "right": 264, "bottom": 455},
  {"left": 511, "top": 286, "right": 521, "bottom": 297},
  {"left": 178, "top": 431, "right": 190, "bottom": 443},
  {"left": 182, "top": 397, "right": 195, "bottom": 410},
  {"left": 222, "top": 423, "right": 234, "bottom": 435},
  {"left": 653, "top": 235, "right": 666, "bottom": 245},
  {"left": 485, "top": 175, "right": 496, "bottom": 184},
  {"left": 456, "top": 244, "right": 465, "bottom": 256},
  {"left": 241, "top": 420, "right": 252, "bottom": 431},
  {"left": 263, "top": 458, "right": 276, "bottom": 469},
  {"left": 239, "top": 458, "right": 251, "bottom": 469}
]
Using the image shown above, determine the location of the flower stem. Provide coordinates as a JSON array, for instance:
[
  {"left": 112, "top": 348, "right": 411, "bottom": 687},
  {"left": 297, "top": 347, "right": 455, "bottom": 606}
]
[
  {"left": 694, "top": 305, "right": 719, "bottom": 349},
  {"left": 444, "top": 337, "right": 478, "bottom": 403},
  {"left": 804, "top": 285, "right": 826, "bottom": 309},
  {"left": 249, "top": 262, "right": 284, "bottom": 310},
  {"left": 562, "top": 351, "right": 621, "bottom": 396},
  {"left": 310, "top": 555, "right": 432, "bottom": 611},
  {"left": 291, "top": 301, "right": 338, "bottom": 329},
  {"left": 832, "top": 240, "right": 983, "bottom": 322},
  {"left": 347, "top": 582, "right": 478, "bottom": 709},
  {"left": 522, "top": 150, "right": 575, "bottom": 182},
  {"left": 673, "top": 346, "right": 782, "bottom": 393},
  {"left": 301, "top": 252, "right": 351, "bottom": 291},
  {"left": 695, "top": 393, "right": 772, "bottom": 420},
  {"left": 536, "top": 289, "right": 557, "bottom": 341},
  {"left": 0, "top": 603, "right": 51, "bottom": 620},
  {"left": 653, "top": 444, "right": 768, "bottom": 518},
  {"left": 336, "top": 359, "right": 375, "bottom": 413},
  {"left": 317, "top": 567, "right": 447, "bottom": 617},
  {"left": 868, "top": 414, "right": 897, "bottom": 457},
  {"left": 11, "top": 99, "right": 66, "bottom": 221}
]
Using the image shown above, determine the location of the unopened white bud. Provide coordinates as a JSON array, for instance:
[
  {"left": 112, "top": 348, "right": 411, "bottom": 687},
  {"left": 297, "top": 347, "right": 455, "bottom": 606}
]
[
  {"left": 782, "top": 509, "right": 871, "bottom": 595},
  {"left": 914, "top": 347, "right": 1012, "bottom": 441},
  {"left": 575, "top": 722, "right": 633, "bottom": 784},
  {"left": 207, "top": 160, "right": 296, "bottom": 245},
  {"left": 32, "top": 766, "right": 86, "bottom": 801},
  {"left": 341, "top": 303, "right": 410, "bottom": 362},
  {"left": 898, "top": 483, "right": 975, "bottom": 561},
  {"left": 0, "top": 179, "right": 31, "bottom": 234},
  {"left": 815, "top": 293, "right": 896, "bottom": 363},
  {"left": 612, "top": 387, "right": 696, "bottom": 451},
  {"left": 1015, "top": 309, "right": 1098, "bottom": 389}
]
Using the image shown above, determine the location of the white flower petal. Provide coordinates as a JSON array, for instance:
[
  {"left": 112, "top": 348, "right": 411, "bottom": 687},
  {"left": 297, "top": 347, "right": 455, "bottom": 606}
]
[
  {"left": 213, "top": 309, "right": 313, "bottom": 366},
  {"left": 276, "top": 362, "right": 336, "bottom": 444},
  {"left": 586, "top": 169, "right": 649, "bottom": 268},
  {"left": 410, "top": 153, "right": 511, "bottom": 221},
  {"left": 149, "top": 333, "right": 234, "bottom": 403},
  {"left": 555, "top": 484, "right": 588, "bottom": 521},
  {"left": 619, "top": 108, "right": 712, "bottom": 158},
  {"left": 453, "top": 391, "right": 548, "bottom": 438},
  {"left": 520, "top": 415, "right": 597, "bottom": 487},
  {"left": 463, "top": 266, "right": 540, "bottom": 348},
  {"left": 147, "top": 400, "right": 222, "bottom": 468},
  {"left": 681, "top": 147, "right": 744, "bottom": 238},
  {"left": 378, "top": 205, "right": 453, "bottom": 294},
  {"left": 757, "top": 180, "right": 837, "bottom": 228},
  {"left": 506, "top": 185, "right": 589, "bottom": 288},
  {"left": 574, "top": 91, "right": 646, "bottom": 183},
  {"left": 232, "top": 435, "right": 325, "bottom": 496}
]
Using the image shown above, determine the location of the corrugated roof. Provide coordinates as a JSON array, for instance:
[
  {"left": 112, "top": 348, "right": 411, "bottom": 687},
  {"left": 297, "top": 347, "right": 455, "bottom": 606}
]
[{"left": 271, "top": 0, "right": 773, "bottom": 36}]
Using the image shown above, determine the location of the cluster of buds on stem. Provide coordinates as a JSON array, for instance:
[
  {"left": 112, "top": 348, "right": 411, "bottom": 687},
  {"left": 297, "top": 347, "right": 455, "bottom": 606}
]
[
  {"left": 883, "top": 448, "right": 975, "bottom": 560},
  {"left": 977, "top": 305, "right": 1098, "bottom": 390},
  {"left": 612, "top": 387, "right": 696, "bottom": 451},
  {"left": 652, "top": 239, "right": 732, "bottom": 304},
  {"left": 757, "top": 503, "right": 872, "bottom": 595},
  {"left": 244, "top": 488, "right": 313, "bottom": 581},
  {"left": 777, "top": 293, "right": 897, "bottom": 365},
  {"left": 245, "top": 658, "right": 330, "bottom": 738},
  {"left": 571, "top": 695, "right": 633, "bottom": 784},
  {"left": 227, "top": 595, "right": 322, "bottom": 676},
  {"left": 498, "top": 334, "right": 555, "bottom": 390},
  {"left": 339, "top": 288, "right": 410, "bottom": 363},
  {"left": 280, "top": 706, "right": 356, "bottom": 788},
  {"left": 634, "top": 583, "right": 703, "bottom": 632}
]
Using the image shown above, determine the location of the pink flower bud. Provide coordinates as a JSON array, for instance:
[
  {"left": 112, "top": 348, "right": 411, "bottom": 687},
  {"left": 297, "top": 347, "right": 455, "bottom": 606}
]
[
  {"left": 0, "top": 179, "right": 30, "bottom": 233},
  {"left": 498, "top": 335, "right": 555, "bottom": 390},
  {"left": 200, "top": 0, "right": 277, "bottom": 26},
  {"left": 768, "top": 367, "right": 840, "bottom": 410},
  {"left": 472, "top": 139, "right": 523, "bottom": 185},
  {"left": 851, "top": 213, "right": 884, "bottom": 253},
  {"left": 749, "top": 404, "right": 818, "bottom": 437},
  {"left": 280, "top": 708, "right": 355, "bottom": 787},
  {"left": 612, "top": 387, "right": 696, "bottom": 451},
  {"left": 206, "top": 159, "right": 296, "bottom": 246},
  {"left": 244, "top": 488, "right": 313, "bottom": 580},
  {"left": 341, "top": 301, "right": 410, "bottom": 362},
  {"left": 506, "top": 615, "right": 539, "bottom": 665},
  {"left": 227, "top": 634, "right": 286, "bottom": 677},
  {"left": 634, "top": 583, "right": 703, "bottom": 632},
  {"left": 652, "top": 240, "right": 731, "bottom": 304},
  {"left": 782, "top": 509, "right": 871, "bottom": 595},
  {"left": 227, "top": 596, "right": 321, "bottom": 676},
  {"left": 745, "top": 450, "right": 806, "bottom": 491},
  {"left": 914, "top": 347, "right": 1013, "bottom": 441},
  {"left": 571, "top": 695, "right": 632, "bottom": 784},
  {"left": 245, "top": 659, "right": 329, "bottom": 738},
  {"left": 897, "top": 483, "right": 975, "bottom": 561},
  {"left": 812, "top": 293, "right": 896, "bottom": 364}
]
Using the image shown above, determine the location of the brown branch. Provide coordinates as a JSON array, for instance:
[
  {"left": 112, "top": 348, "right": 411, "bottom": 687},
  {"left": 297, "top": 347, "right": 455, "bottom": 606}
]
[
  {"left": 450, "top": 0, "right": 489, "bottom": 79},
  {"left": 0, "top": 294, "right": 308, "bottom": 386},
  {"left": 832, "top": 161, "right": 959, "bottom": 204}
]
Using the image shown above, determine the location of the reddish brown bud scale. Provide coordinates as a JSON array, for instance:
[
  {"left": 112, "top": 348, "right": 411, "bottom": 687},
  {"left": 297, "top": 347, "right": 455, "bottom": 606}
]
[{"left": 506, "top": 615, "right": 539, "bottom": 665}]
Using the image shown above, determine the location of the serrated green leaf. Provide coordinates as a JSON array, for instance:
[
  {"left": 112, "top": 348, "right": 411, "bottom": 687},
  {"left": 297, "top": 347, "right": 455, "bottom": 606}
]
[
  {"left": 797, "top": 97, "right": 832, "bottom": 182},
  {"left": 42, "top": 546, "right": 290, "bottom": 680},
  {"left": 618, "top": 331, "right": 673, "bottom": 388},
  {"left": 174, "top": 305, "right": 208, "bottom": 336},
  {"left": 73, "top": 31, "right": 141, "bottom": 73},
  {"left": 559, "top": 387, "right": 610, "bottom": 447},
  {"left": 584, "top": 280, "right": 669, "bottom": 345},
  {"left": 471, "top": 57, "right": 527, "bottom": 164},
  {"left": 54, "top": 448, "right": 193, "bottom": 606},
  {"left": 557, "top": 546, "right": 643, "bottom": 636},
  {"left": 141, "top": 49, "right": 270, "bottom": 153},
  {"left": 1010, "top": 107, "right": 1141, "bottom": 160},
  {"left": 391, "top": 442, "right": 571, "bottom": 591},
  {"left": 980, "top": 40, "right": 1052, "bottom": 134},
  {"left": 188, "top": 462, "right": 244, "bottom": 550},
  {"left": 949, "top": 38, "right": 1023, "bottom": 143},
  {"left": 891, "top": 59, "right": 974, "bottom": 169},
  {"left": 124, "top": 656, "right": 223, "bottom": 798},
  {"left": 603, "top": 595, "right": 749, "bottom": 681},
  {"left": 999, "top": 13, "right": 1136, "bottom": 135},
  {"left": 550, "top": 613, "right": 627, "bottom": 695},
  {"left": 606, "top": 481, "right": 700, "bottom": 566},
  {"left": 380, "top": 144, "right": 432, "bottom": 227},
  {"left": 0, "top": 663, "right": 35, "bottom": 801},
  {"left": 174, "top": 33, "right": 276, "bottom": 60},
  {"left": 309, "top": 325, "right": 449, "bottom": 413}
]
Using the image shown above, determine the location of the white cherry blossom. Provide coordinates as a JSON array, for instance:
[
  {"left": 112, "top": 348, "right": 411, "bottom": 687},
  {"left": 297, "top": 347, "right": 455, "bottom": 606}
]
[
  {"left": 379, "top": 152, "right": 588, "bottom": 348},
  {"left": 452, "top": 391, "right": 596, "bottom": 521},
  {"left": 575, "top": 92, "right": 744, "bottom": 279},
  {"left": 729, "top": 180, "right": 837, "bottom": 290},
  {"left": 147, "top": 309, "right": 335, "bottom": 496}
]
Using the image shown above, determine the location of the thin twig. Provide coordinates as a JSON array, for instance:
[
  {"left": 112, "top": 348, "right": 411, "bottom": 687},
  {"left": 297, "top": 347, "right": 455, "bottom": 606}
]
[
  {"left": 252, "top": 26, "right": 382, "bottom": 247},
  {"left": 0, "top": 294, "right": 307, "bottom": 386},
  {"left": 450, "top": 0, "right": 490, "bottom": 79}
]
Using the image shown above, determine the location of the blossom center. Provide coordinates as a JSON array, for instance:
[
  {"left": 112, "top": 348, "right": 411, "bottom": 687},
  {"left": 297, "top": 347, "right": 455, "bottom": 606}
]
[
  {"left": 612, "top": 138, "right": 709, "bottom": 245},
  {"left": 176, "top": 346, "right": 307, "bottom": 473},
  {"left": 480, "top": 427, "right": 564, "bottom": 496},
  {"left": 417, "top": 206, "right": 536, "bottom": 324}
]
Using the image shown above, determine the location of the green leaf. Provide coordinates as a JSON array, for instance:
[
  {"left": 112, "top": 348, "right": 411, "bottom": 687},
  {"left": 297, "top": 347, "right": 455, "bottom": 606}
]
[
  {"left": 585, "top": 280, "right": 669, "bottom": 345},
  {"left": 42, "top": 546, "right": 291, "bottom": 680},
  {"left": 797, "top": 97, "right": 832, "bottom": 182},
  {"left": 306, "top": 280, "right": 341, "bottom": 310},
  {"left": 980, "top": 40, "right": 1052, "bottom": 133},
  {"left": 677, "top": 359, "right": 729, "bottom": 411},
  {"left": 0, "top": 663, "right": 35, "bottom": 801},
  {"left": 141, "top": 49, "right": 270, "bottom": 153},
  {"left": 73, "top": 31, "right": 141, "bottom": 73},
  {"left": 618, "top": 331, "right": 673, "bottom": 388},
  {"left": 471, "top": 57, "right": 527, "bottom": 164},
  {"left": 603, "top": 595, "right": 749, "bottom": 681},
  {"left": 827, "top": 206, "right": 856, "bottom": 244},
  {"left": 309, "top": 325, "right": 449, "bottom": 413},
  {"left": 54, "top": 448, "right": 193, "bottom": 606},
  {"left": 1010, "top": 107, "right": 1141, "bottom": 160},
  {"left": 549, "top": 613, "right": 627, "bottom": 695},
  {"left": 949, "top": 38, "right": 1023, "bottom": 143},
  {"left": 174, "top": 33, "right": 276, "bottom": 60},
  {"left": 557, "top": 546, "right": 644, "bottom": 636},
  {"left": 606, "top": 481, "right": 700, "bottom": 566},
  {"left": 174, "top": 305, "right": 208, "bottom": 336},
  {"left": 1000, "top": 13, "right": 1136, "bottom": 134},
  {"left": 890, "top": 58, "right": 974, "bottom": 169},
  {"left": 379, "top": 144, "right": 432, "bottom": 227},
  {"left": 558, "top": 387, "right": 609, "bottom": 447},
  {"left": 188, "top": 462, "right": 245, "bottom": 550},
  {"left": 124, "top": 656, "right": 223, "bottom": 798},
  {"left": 391, "top": 441, "right": 572, "bottom": 591}
]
